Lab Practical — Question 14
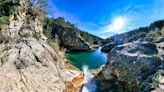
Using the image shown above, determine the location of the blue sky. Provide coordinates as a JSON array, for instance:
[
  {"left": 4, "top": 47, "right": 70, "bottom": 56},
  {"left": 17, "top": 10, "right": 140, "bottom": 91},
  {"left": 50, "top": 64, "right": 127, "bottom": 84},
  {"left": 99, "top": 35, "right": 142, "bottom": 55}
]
[{"left": 48, "top": 0, "right": 164, "bottom": 38}]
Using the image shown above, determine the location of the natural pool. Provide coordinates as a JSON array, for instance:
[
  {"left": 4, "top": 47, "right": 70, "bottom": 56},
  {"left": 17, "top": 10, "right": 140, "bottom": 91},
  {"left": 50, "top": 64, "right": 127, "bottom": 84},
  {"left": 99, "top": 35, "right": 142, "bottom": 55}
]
[{"left": 65, "top": 47, "right": 107, "bottom": 70}]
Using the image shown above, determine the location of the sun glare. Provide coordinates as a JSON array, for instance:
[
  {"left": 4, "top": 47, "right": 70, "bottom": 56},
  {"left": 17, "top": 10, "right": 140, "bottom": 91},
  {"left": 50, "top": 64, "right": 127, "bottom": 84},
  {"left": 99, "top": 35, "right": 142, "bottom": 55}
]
[
  {"left": 113, "top": 17, "right": 124, "bottom": 30},
  {"left": 103, "top": 17, "right": 126, "bottom": 33}
]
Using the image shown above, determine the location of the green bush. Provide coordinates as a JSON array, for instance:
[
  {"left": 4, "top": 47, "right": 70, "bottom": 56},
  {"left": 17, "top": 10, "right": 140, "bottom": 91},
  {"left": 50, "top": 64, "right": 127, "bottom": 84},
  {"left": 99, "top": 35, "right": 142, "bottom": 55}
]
[
  {"left": 152, "top": 76, "right": 160, "bottom": 88},
  {"left": 47, "top": 39, "right": 59, "bottom": 53},
  {"left": 0, "top": 16, "right": 9, "bottom": 26},
  {"left": 0, "top": 0, "right": 20, "bottom": 27},
  {"left": 0, "top": 0, "right": 20, "bottom": 16},
  {"left": 147, "top": 28, "right": 161, "bottom": 38},
  {"left": 160, "top": 70, "right": 164, "bottom": 76}
]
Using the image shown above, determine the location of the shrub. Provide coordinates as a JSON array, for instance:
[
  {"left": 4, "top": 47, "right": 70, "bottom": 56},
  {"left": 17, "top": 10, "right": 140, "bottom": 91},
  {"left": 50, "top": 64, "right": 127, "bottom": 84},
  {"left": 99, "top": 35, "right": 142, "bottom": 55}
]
[
  {"left": 151, "top": 76, "right": 160, "bottom": 88},
  {"left": 0, "top": 16, "right": 9, "bottom": 27},
  {"left": 35, "top": 32, "right": 41, "bottom": 40},
  {"left": 21, "top": 33, "right": 31, "bottom": 38},
  {"left": 160, "top": 70, "right": 164, "bottom": 76},
  {"left": 0, "top": 0, "right": 20, "bottom": 16},
  {"left": 15, "top": 62, "right": 23, "bottom": 69},
  {"left": 47, "top": 39, "right": 59, "bottom": 53},
  {"left": 147, "top": 28, "right": 161, "bottom": 38},
  {"left": 0, "top": 0, "right": 20, "bottom": 27},
  {"left": 28, "top": 0, "right": 47, "bottom": 21}
]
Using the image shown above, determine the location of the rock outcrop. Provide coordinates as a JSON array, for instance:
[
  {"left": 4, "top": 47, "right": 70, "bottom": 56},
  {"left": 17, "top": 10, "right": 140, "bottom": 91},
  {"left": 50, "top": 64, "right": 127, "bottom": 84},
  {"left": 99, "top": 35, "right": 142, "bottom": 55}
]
[
  {"left": 101, "top": 20, "right": 164, "bottom": 54},
  {"left": 96, "top": 42, "right": 164, "bottom": 92},
  {"left": 0, "top": 0, "right": 70, "bottom": 91},
  {"left": 97, "top": 19, "right": 164, "bottom": 92},
  {"left": 0, "top": 37, "right": 66, "bottom": 92},
  {"left": 52, "top": 27, "right": 92, "bottom": 51},
  {"left": 101, "top": 43, "right": 117, "bottom": 53}
]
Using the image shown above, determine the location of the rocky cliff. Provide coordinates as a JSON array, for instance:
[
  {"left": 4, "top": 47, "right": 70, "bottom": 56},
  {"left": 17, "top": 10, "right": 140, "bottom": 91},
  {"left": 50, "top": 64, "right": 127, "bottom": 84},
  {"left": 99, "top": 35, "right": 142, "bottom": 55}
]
[
  {"left": 43, "top": 17, "right": 103, "bottom": 52},
  {"left": 52, "top": 26, "right": 92, "bottom": 51},
  {"left": 101, "top": 20, "right": 164, "bottom": 53},
  {"left": 96, "top": 20, "right": 164, "bottom": 92},
  {"left": 0, "top": 0, "right": 72, "bottom": 91}
]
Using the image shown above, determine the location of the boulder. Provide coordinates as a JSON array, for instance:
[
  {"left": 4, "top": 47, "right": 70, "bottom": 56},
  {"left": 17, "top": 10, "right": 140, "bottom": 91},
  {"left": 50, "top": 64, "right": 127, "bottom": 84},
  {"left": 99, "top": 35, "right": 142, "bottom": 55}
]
[{"left": 101, "top": 43, "right": 117, "bottom": 53}]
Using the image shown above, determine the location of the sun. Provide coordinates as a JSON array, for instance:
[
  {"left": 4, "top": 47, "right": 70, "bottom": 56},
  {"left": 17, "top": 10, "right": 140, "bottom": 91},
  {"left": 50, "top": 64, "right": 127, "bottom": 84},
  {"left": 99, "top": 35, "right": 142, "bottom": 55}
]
[
  {"left": 103, "top": 16, "right": 126, "bottom": 33},
  {"left": 113, "top": 17, "right": 124, "bottom": 30}
]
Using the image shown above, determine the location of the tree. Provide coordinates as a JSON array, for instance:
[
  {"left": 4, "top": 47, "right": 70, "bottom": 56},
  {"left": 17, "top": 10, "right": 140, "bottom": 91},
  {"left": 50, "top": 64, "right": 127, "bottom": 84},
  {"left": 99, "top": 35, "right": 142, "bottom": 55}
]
[
  {"left": 28, "top": 0, "right": 48, "bottom": 14},
  {"left": 0, "top": 0, "right": 20, "bottom": 26}
]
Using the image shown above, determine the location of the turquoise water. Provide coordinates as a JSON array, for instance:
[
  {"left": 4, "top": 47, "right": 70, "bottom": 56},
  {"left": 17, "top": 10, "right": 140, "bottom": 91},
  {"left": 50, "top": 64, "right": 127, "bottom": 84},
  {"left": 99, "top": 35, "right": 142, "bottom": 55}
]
[{"left": 65, "top": 47, "right": 107, "bottom": 70}]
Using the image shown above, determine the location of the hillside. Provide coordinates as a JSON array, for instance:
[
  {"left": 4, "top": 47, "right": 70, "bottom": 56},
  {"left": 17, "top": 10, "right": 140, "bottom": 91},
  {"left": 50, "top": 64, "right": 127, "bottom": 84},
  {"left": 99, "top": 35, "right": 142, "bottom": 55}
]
[
  {"left": 101, "top": 20, "right": 164, "bottom": 52},
  {"left": 43, "top": 17, "right": 103, "bottom": 51},
  {"left": 103, "top": 20, "right": 164, "bottom": 44},
  {"left": 96, "top": 20, "right": 164, "bottom": 92}
]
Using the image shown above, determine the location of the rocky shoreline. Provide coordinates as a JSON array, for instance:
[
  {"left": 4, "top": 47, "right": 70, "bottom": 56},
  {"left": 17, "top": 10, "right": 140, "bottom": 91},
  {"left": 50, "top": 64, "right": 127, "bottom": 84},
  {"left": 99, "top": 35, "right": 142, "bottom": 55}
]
[{"left": 95, "top": 20, "right": 164, "bottom": 92}]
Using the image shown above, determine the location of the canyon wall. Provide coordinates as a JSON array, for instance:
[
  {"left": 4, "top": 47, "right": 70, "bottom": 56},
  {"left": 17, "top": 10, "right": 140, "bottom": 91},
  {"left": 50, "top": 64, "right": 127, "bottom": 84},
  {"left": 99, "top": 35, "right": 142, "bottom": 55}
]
[
  {"left": 0, "top": 0, "right": 70, "bottom": 91},
  {"left": 97, "top": 20, "right": 164, "bottom": 92}
]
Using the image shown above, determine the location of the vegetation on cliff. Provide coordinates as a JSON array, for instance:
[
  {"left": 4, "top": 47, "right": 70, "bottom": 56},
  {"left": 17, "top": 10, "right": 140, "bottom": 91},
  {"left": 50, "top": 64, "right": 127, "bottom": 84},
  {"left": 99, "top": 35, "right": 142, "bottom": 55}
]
[
  {"left": 101, "top": 19, "right": 164, "bottom": 53},
  {"left": 43, "top": 17, "right": 103, "bottom": 46},
  {"left": 0, "top": 0, "right": 20, "bottom": 44},
  {"left": 0, "top": 0, "right": 69, "bottom": 91},
  {"left": 102, "top": 19, "right": 164, "bottom": 45},
  {"left": 0, "top": 0, "right": 20, "bottom": 26}
]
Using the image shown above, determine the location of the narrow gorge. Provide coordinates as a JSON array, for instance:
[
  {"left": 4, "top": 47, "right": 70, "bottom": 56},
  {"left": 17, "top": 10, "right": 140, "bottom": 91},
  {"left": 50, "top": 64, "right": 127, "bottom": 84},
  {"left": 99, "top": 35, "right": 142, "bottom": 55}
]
[{"left": 0, "top": 0, "right": 164, "bottom": 92}]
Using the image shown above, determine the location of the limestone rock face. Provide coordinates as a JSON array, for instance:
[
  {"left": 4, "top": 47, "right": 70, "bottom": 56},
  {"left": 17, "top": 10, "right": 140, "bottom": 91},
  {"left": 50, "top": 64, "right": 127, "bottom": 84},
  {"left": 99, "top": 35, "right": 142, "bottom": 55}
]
[
  {"left": 0, "top": 37, "right": 65, "bottom": 92},
  {"left": 0, "top": 0, "right": 67, "bottom": 91},
  {"left": 1, "top": 0, "right": 43, "bottom": 39},
  {"left": 97, "top": 42, "right": 164, "bottom": 92},
  {"left": 52, "top": 27, "right": 92, "bottom": 51}
]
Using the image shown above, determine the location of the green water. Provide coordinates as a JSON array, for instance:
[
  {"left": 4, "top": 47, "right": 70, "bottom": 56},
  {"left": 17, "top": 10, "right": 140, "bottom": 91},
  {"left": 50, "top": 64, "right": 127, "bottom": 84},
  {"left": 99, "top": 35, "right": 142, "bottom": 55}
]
[{"left": 65, "top": 47, "right": 107, "bottom": 70}]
